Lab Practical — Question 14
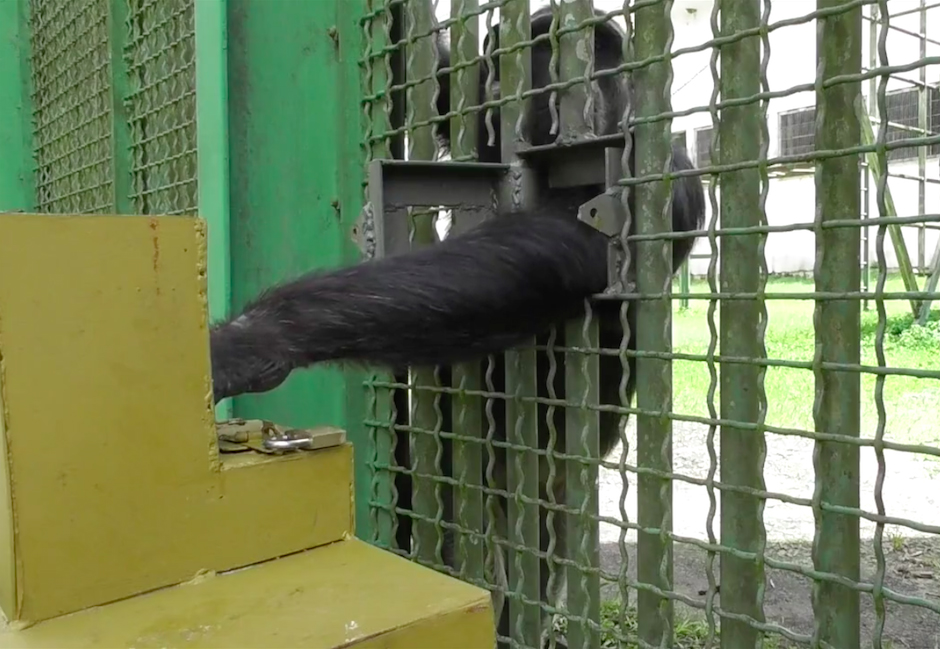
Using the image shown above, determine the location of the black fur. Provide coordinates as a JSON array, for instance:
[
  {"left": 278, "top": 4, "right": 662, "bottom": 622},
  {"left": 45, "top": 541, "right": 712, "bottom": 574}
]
[
  {"left": 209, "top": 7, "right": 705, "bottom": 647},
  {"left": 210, "top": 212, "right": 610, "bottom": 402}
]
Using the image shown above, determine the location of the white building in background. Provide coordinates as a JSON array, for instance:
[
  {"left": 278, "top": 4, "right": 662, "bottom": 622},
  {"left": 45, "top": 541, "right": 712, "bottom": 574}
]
[{"left": 433, "top": 0, "right": 940, "bottom": 276}]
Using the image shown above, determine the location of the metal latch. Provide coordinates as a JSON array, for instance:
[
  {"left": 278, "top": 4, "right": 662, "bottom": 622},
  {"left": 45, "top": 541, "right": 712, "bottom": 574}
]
[
  {"left": 216, "top": 419, "right": 346, "bottom": 455},
  {"left": 578, "top": 192, "right": 631, "bottom": 294}
]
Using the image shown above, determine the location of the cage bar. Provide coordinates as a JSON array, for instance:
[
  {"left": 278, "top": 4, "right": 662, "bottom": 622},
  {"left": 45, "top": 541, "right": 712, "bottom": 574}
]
[
  {"left": 632, "top": 0, "right": 675, "bottom": 645},
  {"left": 404, "top": 0, "right": 447, "bottom": 569},
  {"left": 448, "top": 0, "right": 488, "bottom": 591},
  {"left": 718, "top": 0, "right": 768, "bottom": 647},
  {"left": 107, "top": 0, "right": 132, "bottom": 216},
  {"left": 497, "top": 2, "right": 542, "bottom": 644},
  {"left": 563, "top": 305, "right": 601, "bottom": 649},
  {"left": 811, "top": 1, "right": 862, "bottom": 647},
  {"left": 364, "top": 0, "right": 399, "bottom": 552},
  {"left": 558, "top": 0, "right": 595, "bottom": 143}
]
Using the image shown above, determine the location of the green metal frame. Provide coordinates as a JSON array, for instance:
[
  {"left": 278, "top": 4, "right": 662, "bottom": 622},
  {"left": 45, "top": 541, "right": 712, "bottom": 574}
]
[
  {"left": 0, "top": 0, "right": 34, "bottom": 213},
  {"left": 195, "top": 0, "right": 233, "bottom": 424},
  {"left": 225, "top": 0, "right": 370, "bottom": 537}
]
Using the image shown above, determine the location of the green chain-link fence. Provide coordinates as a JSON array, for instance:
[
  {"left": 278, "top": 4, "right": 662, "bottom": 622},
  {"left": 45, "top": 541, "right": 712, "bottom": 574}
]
[
  {"left": 27, "top": 0, "right": 197, "bottom": 216},
  {"left": 360, "top": 1, "right": 940, "bottom": 648}
]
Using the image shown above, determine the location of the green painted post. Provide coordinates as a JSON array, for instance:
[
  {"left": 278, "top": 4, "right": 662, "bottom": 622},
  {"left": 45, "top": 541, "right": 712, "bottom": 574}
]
[
  {"left": 0, "top": 0, "right": 35, "bottom": 213},
  {"left": 195, "top": 0, "right": 233, "bottom": 421},
  {"left": 226, "top": 0, "right": 370, "bottom": 538},
  {"left": 448, "top": 0, "right": 487, "bottom": 590},
  {"left": 497, "top": 2, "right": 542, "bottom": 646},
  {"left": 404, "top": 0, "right": 445, "bottom": 569},
  {"left": 813, "top": 2, "right": 862, "bottom": 647},
  {"left": 335, "top": 0, "right": 370, "bottom": 544},
  {"left": 718, "top": 0, "right": 767, "bottom": 647},
  {"left": 107, "top": 0, "right": 133, "bottom": 216},
  {"left": 557, "top": 2, "right": 602, "bottom": 647},
  {"left": 632, "top": 0, "right": 675, "bottom": 645}
]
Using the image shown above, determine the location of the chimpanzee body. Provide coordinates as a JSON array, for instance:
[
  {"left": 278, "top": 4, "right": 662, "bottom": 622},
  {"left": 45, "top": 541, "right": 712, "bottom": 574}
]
[{"left": 209, "top": 7, "right": 705, "bottom": 647}]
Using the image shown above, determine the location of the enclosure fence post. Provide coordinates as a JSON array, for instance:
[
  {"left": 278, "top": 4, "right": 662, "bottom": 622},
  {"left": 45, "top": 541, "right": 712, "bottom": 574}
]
[
  {"left": 632, "top": 0, "right": 675, "bottom": 645},
  {"left": 811, "top": 1, "right": 862, "bottom": 647},
  {"left": 718, "top": 0, "right": 769, "bottom": 646},
  {"left": 448, "top": 0, "right": 488, "bottom": 600},
  {"left": 557, "top": 2, "right": 602, "bottom": 648},
  {"left": 403, "top": 0, "right": 447, "bottom": 572},
  {"left": 361, "top": 0, "right": 397, "bottom": 551}
]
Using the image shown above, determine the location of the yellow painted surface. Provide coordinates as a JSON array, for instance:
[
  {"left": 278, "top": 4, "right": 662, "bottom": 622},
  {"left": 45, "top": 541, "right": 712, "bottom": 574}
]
[
  {"left": 0, "top": 538, "right": 495, "bottom": 649},
  {"left": 0, "top": 214, "right": 353, "bottom": 625}
]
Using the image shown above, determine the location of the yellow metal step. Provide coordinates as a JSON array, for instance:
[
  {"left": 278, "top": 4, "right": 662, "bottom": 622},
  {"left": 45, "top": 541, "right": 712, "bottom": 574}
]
[{"left": 0, "top": 538, "right": 495, "bottom": 649}]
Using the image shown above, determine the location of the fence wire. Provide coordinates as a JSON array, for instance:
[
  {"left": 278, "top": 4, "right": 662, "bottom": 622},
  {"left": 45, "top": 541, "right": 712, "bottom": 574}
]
[
  {"left": 126, "top": 0, "right": 198, "bottom": 215},
  {"left": 29, "top": 0, "right": 113, "bottom": 214},
  {"left": 27, "top": 0, "right": 198, "bottom": 216},
  {"left": 360, "top": 1, "right": 940, "bottom": 648}
]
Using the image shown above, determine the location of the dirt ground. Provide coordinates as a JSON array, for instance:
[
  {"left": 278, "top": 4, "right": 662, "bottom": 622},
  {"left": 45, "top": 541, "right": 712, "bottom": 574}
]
[{"left": 594, "top": 420, "right": 940, "bottom": 648}]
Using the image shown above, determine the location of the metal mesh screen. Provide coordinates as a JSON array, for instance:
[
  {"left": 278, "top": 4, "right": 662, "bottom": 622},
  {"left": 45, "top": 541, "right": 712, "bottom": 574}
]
[
  {"left": 29, "top": 0, "right": 114, "bottom": 214},
  {"left": 359, "top": 1, "right": 940, "bottom": 648},
  {"left": 126, "top": 0, "right": 198, "bottom": 215},
  {"left": 27, "top": 0, "right": 198, "bottom": 216}
]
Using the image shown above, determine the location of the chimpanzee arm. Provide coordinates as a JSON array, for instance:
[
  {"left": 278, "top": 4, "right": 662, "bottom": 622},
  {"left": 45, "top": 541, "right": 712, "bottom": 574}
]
[{"left": 209, "top": 211, "right": 610, "bottom": 403}]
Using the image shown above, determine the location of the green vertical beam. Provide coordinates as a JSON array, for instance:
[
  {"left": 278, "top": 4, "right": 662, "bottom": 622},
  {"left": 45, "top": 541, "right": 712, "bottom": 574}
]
[
  {"left": 448, "top": 0, "right": 486, "bottom": 588},
  {"left": 558, "top": 2, "right": 601, "bottom": 648},
  {"left": 226, "top": 0, "right": 362, "bottom": 519},
  {"left": 194, "top": 0, "right": 233, "bottom": 420},
  {"left": 718, "top": 0, "right": 766, "bottom": 647},
  {"left": 499, "top": 2, "right": 541, "bottom": 646},
  {"left": 361, "top": 0, "right": 395, "bottom": 549},
  {"left": 813, "top": 2, "right": 862, "bottom": 648},
  {"left": 564, "top": 309, "right": 600, "bottom": 649},
  {"left": 558, "top": 0, "right": 594, "bottom": 142},
  {"left": 336, "top": 0, "right": 369, "bottom": 543},
  {"left": 404, "top": 0, "right": 444, "bottom": 568},
  {"left": 633, "top": 0, "right": 674, "bottom": 646},
  {"left": 0, "top": 0, "right": 34, "bottom": 212},
  {"left": 107, "top": 0, "right": 133, "bottom": 216}
]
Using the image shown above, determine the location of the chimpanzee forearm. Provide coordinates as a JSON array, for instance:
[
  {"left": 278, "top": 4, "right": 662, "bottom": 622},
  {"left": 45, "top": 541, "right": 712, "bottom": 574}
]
[{"left": 209, "top": 211, "right": 611, "bottom": 403}]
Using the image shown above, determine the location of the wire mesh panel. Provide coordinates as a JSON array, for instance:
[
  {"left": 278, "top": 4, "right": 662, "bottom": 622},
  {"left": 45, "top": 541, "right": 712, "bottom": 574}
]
[
  {"left": 29, "top": 0, "right": 114, "bottom": 213},
  {"left": 126, "top": 0, "right": 198, "bottom": 215},
  {"left": 359, "top": 0, "right": 940, "bottom": 648},
  {"left": 27, "top": 0, "right": 197, "bottom": 217}
]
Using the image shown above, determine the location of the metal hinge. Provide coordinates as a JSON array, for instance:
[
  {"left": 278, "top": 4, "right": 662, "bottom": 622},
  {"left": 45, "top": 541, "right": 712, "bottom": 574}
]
[{"left": 216, "top": 419, "right": 346, "bottom": 455}]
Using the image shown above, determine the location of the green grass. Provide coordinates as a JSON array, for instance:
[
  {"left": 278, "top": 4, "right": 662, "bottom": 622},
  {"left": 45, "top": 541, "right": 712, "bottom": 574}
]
[{"left": 669, "top": 273, "right": 940, "bottom": 456}]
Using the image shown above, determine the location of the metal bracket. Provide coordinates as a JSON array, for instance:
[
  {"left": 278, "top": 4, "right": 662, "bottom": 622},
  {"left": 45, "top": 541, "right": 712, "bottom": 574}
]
[
  {"left": 364, "top": 137, "right": 632, "bottom": 293},
  {"left": 216, "top": 418, "right": 346, "bottom": 455},
  {"left": 516, "top": 133, "right": 628, "bottom": 189},
  {"left": 366, "top": 159, "right": 509, "bottom": 259},
  {"left": 578, "top": 192, "right": 629, "bottom": 293}
]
